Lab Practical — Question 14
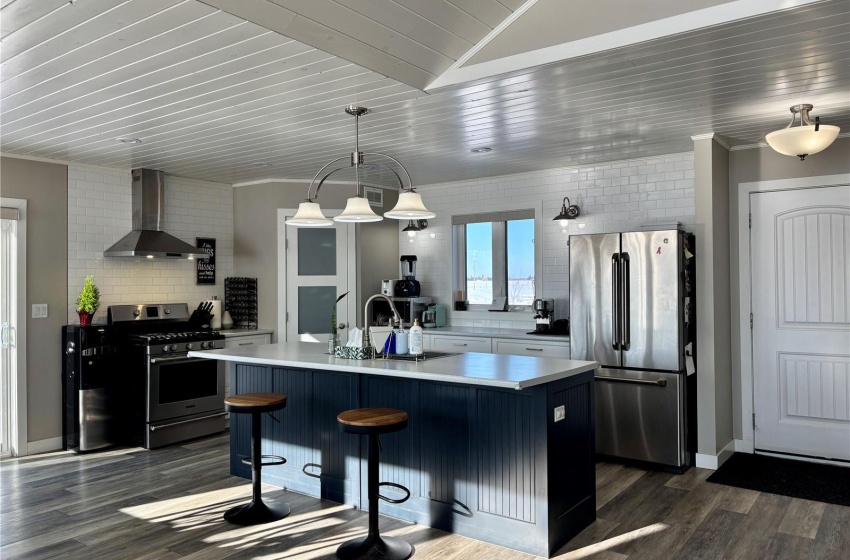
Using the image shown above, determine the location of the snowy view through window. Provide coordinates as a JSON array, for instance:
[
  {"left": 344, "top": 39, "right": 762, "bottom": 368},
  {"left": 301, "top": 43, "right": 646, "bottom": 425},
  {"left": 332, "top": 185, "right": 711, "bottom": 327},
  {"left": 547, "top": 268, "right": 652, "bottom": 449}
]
[{"left": 466, "top": 219, "right": 534, "bottom": 306}]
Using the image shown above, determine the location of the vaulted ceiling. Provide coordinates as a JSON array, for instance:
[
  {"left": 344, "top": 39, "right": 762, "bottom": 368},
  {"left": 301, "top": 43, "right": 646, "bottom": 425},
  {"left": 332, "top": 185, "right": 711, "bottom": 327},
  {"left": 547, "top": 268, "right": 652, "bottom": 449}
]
[{"left": 1, "top": 0, "right": 847, "bottom": 187}]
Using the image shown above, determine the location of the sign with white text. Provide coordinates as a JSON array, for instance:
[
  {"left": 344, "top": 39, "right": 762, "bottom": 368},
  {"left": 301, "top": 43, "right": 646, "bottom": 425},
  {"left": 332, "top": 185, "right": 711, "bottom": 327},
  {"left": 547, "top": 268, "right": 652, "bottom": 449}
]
[{"left": 196, "top": 237, "right": 216, "bottom": 285}]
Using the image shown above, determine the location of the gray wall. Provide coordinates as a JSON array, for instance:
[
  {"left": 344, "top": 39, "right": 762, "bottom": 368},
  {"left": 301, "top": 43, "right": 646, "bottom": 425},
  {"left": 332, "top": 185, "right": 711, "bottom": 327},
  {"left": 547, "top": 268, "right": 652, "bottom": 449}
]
[
  {"left": 0, "top": 156, "right": 68, "bottom": 444},
  {"left": 728, "top": 137, "right": 850, "bottom": 439},
  {"left": 233, "top": 182, "right": 400, "bottom": 333},
  {"left": 694, "top": 138, "right": 733, "bottom": 457}
]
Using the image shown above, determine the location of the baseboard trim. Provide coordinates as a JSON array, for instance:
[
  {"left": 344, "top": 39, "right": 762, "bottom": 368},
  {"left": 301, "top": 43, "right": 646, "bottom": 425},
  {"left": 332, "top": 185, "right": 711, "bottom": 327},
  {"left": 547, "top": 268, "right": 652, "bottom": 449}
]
[
  {"left": 734, "top": 438, "right": 754, "bottom": 453},
  {"left": 26, "top": 436, "right": 63, "bottom": 456},
  {"left": 695, "top": 439, "right": 736, "bottom": 470}
]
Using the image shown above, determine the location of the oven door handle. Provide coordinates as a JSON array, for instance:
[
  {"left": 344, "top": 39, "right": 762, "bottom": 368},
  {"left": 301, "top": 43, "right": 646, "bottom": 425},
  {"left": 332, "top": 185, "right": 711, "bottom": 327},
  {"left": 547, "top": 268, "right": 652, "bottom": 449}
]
[
  {"left": 150, "top": 412, "right": 228, "bottom": 431},
  {"left": 150, "top": 354, "right": 201, "bottom": 364}
]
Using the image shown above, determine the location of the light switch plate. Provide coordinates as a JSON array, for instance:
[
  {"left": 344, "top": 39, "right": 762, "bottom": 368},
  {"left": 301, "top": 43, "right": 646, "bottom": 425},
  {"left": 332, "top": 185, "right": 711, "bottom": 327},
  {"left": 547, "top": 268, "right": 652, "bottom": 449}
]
[
  {"left": 32, "top": 304, "right": 48, "bottom": 318},
  {"left": 553, "top": 405, "right": 565, "bottom": 422}
]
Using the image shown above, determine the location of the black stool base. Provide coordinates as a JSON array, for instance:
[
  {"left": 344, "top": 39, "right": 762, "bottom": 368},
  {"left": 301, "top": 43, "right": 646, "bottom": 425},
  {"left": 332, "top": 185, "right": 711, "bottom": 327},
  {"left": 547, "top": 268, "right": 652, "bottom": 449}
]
[
  {"left": 336, "top": 534, "right": 413, "bottom": 560},
  {"left": 224, "top": 498, "right": 291, "bottom": 526}
]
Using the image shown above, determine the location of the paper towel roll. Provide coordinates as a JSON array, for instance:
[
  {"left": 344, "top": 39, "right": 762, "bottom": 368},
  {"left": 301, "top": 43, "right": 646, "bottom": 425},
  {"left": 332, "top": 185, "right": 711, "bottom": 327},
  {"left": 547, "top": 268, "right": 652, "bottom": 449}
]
[{"left": 206, "top": 299, "right": 222, "bottom": 329}]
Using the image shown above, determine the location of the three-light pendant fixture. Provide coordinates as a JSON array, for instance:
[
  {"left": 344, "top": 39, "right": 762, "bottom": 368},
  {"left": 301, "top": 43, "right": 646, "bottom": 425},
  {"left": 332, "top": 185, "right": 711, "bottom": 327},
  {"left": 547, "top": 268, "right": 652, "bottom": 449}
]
[{"left": 286, "top": 106, "right": 435, "bottom": 227}]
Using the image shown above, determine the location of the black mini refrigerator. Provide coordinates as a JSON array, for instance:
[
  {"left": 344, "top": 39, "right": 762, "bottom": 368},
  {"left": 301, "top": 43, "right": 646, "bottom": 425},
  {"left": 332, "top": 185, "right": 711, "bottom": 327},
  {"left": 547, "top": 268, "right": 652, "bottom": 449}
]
[{"left": 62, "top": 325, "right": 120, "bottom": 452}]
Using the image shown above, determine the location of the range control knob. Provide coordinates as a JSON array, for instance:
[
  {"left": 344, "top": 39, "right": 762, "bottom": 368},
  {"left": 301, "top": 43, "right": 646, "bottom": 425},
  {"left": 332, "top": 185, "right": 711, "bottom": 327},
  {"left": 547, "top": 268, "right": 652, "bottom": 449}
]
[
  {"left": 163, "top": 345, "right": 170, "bottom": 352},
  {"left": 186, "top": 343, "right": 193, "bottom": 350},
  {"left": 170, "top": 344, "right": 177, "bottom": 351},
  {"left": 200, "top": 342, "right": 209, "bottom": 349},
  {"left": 208, "top": 341, "right": 216, "bottom": 349}
]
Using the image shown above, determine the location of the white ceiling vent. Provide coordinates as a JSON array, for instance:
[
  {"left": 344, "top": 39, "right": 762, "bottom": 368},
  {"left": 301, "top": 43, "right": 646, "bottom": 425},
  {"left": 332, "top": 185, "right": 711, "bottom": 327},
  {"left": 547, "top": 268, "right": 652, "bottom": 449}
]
[{"left": 363, "top": 186, "right": 383, "bottom": 208}]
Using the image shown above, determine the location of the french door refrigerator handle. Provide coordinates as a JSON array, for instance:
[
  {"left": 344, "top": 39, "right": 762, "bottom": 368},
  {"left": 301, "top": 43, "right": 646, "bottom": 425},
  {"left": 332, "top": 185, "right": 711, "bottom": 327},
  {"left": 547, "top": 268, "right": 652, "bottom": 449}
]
[
  {"left": 611, "top": 253, "right": 620, "bottom": 350},
  {"left": 595, "top": 375, "right": 667, "bottom": 387},
  {"left": 621, "top": 252, "right": 631, "bottom": 351}
]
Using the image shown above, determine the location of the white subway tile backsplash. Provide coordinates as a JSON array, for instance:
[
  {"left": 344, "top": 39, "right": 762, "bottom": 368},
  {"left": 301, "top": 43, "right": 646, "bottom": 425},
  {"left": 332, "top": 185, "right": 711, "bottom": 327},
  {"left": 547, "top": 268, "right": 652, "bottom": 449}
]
[
  {"left": 67, "top": 163, "right": 234, "bottom": 322},
  {"left": 400, "top": 151, "right": 695, "bottom": 328}
]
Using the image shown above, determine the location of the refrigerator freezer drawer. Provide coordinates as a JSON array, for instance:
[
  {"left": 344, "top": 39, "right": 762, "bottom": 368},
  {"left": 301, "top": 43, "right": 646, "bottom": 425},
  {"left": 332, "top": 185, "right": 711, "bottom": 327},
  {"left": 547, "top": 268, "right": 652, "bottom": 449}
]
[{"left": 595, "top": 369, "right": 685, "bottom": 467}]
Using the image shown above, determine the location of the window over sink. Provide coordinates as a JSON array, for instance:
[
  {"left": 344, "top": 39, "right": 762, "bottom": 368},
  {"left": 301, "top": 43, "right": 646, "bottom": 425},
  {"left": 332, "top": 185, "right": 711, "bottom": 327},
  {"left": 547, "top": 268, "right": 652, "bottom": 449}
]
[{"left": 452, "top": 209, "right": 537, "bottom": 309}]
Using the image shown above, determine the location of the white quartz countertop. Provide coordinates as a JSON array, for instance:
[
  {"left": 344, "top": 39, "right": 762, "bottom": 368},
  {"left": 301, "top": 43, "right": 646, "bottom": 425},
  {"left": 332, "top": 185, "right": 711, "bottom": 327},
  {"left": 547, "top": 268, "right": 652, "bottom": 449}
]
[
  {"left": 423, "top": 326, "right": 568, "bottom": 342},
  {"left": 189, "top": 342, "right": 595, "bottom": 391}
]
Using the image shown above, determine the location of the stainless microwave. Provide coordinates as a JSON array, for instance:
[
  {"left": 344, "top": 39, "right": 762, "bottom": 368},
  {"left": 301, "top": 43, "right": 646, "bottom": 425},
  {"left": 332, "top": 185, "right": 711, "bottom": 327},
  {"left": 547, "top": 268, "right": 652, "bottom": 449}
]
[{"left": 370, "top": 297, "right": 432, "bottom": 328}]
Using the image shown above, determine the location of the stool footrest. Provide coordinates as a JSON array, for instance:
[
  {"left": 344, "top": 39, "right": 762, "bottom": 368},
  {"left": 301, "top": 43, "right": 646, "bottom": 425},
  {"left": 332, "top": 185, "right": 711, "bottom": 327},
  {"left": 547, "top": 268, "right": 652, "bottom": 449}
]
[
  {"left": 241, "top": 454, "right": 286, "bottom": 467},
  {"left": 378, "top": 482, "right": 411, "bottom": 504}
]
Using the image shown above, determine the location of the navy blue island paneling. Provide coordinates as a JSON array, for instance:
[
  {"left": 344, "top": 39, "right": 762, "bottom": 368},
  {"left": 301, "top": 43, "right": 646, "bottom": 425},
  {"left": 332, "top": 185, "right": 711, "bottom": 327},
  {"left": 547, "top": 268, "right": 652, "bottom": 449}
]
[{"left": 229, "top": 362, "right": 595, "bottom": 557}]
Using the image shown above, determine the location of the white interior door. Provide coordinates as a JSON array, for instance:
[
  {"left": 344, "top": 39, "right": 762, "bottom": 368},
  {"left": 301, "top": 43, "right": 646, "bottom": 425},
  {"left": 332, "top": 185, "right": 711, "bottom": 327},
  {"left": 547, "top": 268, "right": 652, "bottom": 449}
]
[
  {"left": 284, "top": 218, "right": 356, "bottom": 344},
  {"left": 751, "top": 185, "right": 850, "bottom": 461}
]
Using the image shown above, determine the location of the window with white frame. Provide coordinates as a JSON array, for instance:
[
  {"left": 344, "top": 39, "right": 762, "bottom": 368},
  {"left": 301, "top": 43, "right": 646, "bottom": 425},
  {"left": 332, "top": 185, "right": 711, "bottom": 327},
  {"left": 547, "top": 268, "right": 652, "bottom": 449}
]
[{"left": 453, "top": 209, "right": 536, "bottom": 307}]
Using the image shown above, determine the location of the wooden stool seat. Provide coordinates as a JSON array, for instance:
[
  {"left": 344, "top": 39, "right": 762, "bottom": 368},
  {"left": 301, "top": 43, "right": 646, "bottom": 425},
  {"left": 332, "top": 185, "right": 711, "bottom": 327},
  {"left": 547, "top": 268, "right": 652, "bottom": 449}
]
[
  {"left": 223, "top": 392, "right": 290, "bottom": 526},
  {"left": 336, "top": 407, "right": 413, "bottom": 560},
  {"left": 225, "top": 392, "right": 287, "bottom": 414},
  {"left": 337, "top": 408, "right": 408, "bottom": 435}
]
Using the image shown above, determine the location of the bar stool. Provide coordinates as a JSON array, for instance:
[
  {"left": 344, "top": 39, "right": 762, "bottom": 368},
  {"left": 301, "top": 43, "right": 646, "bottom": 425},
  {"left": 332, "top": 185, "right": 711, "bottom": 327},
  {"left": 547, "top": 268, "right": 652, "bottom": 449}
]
[
  {"left": 223, "top": 392, "right": 291, "bottom": 525},
  {"left": 337, "top": 407, "right": 413, "bottom": 560}
]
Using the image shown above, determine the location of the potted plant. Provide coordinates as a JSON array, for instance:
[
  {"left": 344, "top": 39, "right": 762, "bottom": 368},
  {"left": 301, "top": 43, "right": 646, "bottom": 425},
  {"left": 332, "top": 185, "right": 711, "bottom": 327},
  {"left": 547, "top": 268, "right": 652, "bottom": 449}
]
[
  {"left": 329, "top": 291, "right": 349, "bottom": 354},
  {"left": 76, "top": 275, "right": 100, "bottom": 326}
]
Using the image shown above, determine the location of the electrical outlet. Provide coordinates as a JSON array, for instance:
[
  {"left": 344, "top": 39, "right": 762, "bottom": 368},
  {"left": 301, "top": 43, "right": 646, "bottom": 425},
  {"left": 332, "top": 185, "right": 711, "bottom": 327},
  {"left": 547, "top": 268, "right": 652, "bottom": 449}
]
[
  {"left": 553, "top": 405, "right": 565, "bottom": 422},
  {"left": 32, "top": 304, "right": 48, "bottom": 318}
]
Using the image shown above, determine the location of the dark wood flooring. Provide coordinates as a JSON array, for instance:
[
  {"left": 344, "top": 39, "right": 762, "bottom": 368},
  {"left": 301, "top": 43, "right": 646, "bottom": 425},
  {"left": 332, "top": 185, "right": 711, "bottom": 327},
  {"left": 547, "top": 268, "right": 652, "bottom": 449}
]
[{"left": 1, "top": 433, "right": 848, "bottom": 559}]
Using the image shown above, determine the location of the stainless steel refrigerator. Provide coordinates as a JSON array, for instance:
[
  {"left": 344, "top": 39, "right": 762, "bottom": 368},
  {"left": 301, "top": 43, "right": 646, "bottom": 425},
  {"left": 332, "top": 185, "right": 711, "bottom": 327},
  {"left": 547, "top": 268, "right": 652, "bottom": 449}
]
[{"left": 570, "top": 229, "right": 695, "bottom": 469}]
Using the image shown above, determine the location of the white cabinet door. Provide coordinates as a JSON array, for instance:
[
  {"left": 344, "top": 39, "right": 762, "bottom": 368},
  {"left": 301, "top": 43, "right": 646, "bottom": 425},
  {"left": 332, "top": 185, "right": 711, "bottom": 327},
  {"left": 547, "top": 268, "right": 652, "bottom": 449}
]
[
  {"left": 492, "top": 338, "right": 570, "bottom": 358},
  {"left": 429, "top": 335, "right": 492, "bottom": 353},
  {"left": 751, "top": 185, "right": 850, "bottom": 461}
]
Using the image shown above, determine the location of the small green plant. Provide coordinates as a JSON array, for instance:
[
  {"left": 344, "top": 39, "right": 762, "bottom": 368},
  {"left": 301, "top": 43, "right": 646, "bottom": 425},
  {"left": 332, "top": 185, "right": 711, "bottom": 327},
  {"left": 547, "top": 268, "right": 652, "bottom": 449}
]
[
  {"left": 331, "top": 291, "right": 349, "bottom": 336},
  {"left": 76, "top": 275, "right": 101, "bottom": 314}
]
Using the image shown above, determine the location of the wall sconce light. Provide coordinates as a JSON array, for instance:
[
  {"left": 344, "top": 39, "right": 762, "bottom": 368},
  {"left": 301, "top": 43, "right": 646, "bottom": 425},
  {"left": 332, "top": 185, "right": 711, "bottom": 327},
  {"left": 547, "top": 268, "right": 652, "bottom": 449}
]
[
  {"left": 286, "top": 106, "right": 435, "bottom": 227},
  {"left": 553, "top": 196, "right": 582, "bottom": 228},
  {"left": 765, "top": 104, "right": 840, "bottom": 160}
]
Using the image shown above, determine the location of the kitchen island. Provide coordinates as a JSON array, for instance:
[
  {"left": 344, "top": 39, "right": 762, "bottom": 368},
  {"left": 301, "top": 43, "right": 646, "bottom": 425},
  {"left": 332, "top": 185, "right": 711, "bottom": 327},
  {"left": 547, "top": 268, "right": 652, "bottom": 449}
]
[{"left": 189, "top": 342, "right": 597, "bottom": 557}]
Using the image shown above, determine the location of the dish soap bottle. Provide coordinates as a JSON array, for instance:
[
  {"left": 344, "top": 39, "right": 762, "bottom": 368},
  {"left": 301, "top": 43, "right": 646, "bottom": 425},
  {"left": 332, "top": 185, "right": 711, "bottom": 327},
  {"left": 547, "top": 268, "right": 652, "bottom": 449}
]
[{"left": 409, "top": 318, "right": 424, "bottom": 355}]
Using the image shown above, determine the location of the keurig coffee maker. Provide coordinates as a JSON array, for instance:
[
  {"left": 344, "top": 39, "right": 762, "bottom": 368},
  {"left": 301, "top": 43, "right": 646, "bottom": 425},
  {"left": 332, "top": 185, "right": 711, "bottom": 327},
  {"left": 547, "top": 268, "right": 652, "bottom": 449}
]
[{"left": 394, "top": 255, "right": 421, "bottom": 297}]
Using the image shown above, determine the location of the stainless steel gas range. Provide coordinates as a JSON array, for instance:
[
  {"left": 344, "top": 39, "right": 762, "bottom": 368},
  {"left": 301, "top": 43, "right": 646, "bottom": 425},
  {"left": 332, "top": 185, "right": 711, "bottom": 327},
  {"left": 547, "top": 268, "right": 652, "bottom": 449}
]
[{"left": 109, "top": 304, "right": 227, "bottom": 449}]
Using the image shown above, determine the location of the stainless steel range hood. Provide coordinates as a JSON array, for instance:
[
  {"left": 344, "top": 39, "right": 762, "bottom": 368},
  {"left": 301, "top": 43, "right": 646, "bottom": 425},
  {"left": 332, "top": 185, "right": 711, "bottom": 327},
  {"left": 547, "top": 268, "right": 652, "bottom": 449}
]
[{"left": 103, "top": 169, "right": 208, "bottom": 259}]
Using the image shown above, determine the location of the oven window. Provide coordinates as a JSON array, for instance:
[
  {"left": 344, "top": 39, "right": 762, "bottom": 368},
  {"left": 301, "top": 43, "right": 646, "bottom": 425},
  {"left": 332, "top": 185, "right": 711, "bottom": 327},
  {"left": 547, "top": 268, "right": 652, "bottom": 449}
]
[{"left": 158, "top": 360, "right": 218, "bottom": 404}]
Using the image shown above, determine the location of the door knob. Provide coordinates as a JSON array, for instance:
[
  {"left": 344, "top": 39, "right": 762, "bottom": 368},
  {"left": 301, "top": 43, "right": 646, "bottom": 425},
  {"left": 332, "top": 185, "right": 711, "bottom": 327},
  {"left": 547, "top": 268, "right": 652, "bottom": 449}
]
[{"left": 338, "top": 323, "right": 347, "bottom": 330}]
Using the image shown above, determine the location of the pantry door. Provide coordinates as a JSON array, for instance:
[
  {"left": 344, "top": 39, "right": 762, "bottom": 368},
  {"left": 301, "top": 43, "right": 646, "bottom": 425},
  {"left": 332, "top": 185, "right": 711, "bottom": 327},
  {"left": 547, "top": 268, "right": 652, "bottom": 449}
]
[
  {"left": 751, "top": 185, "right": 850, "bottom": 461},
  {"left": 279, "top": 210, "right": 356, "bottom": 344}
]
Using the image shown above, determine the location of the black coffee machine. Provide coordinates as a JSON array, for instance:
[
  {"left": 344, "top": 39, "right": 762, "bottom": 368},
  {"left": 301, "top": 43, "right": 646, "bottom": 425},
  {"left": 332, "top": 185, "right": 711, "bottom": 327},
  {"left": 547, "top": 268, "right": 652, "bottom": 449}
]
[{"left": 394, "top": 255, "right": 421, "bottom": 297}]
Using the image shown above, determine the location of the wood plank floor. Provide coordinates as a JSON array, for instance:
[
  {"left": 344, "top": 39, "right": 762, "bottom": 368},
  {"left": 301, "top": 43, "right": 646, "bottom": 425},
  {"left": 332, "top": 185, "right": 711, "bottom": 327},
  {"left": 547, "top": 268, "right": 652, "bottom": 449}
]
[{"left": 2, "top": 434, "right": 848, "bottom": 559}]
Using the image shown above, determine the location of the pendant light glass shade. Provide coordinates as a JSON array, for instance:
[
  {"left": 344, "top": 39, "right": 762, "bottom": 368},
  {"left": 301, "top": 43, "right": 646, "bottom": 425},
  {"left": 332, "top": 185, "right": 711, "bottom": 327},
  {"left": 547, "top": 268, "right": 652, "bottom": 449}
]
[
  {"left": 286, "top": 201, "right": 332, "bottom": 227},
  {"left": 334, "top": 196, "right": 382, "bottom": 222},
  {"left": 765, "top": 104, "right": 840, "bottom": 160},
  {"left": 384, "top": 192, "right": 436, "bottom": 219}
]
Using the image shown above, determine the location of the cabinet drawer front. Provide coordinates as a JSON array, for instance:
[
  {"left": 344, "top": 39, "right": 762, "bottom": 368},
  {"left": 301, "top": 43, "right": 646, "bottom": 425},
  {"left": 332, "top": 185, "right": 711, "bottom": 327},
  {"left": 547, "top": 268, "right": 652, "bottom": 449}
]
[
  {"left": 493, "top": 339, "right": 570, "bottom": 358},
  {"left": 430, "top": 335, "right": 492, "bottom": 353},
  {"left": 224, "top": 334, "right": 270, "bottom": 349}
]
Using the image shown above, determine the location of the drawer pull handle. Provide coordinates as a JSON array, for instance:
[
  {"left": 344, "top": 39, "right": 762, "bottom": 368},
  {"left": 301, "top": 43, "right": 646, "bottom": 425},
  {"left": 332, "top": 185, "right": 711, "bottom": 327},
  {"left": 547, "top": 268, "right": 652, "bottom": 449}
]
[
  {"left": 525, "top": 347, "right": 544, "bottom": 352},
  {"left": 452, "top": 343, "right": 468, "bottom": 347},
  {"left": 595, "top": 375, "right": 667, "bottom": 387},
  {"left": 238, "top": 342, "right": 254, "bottom": 346}
]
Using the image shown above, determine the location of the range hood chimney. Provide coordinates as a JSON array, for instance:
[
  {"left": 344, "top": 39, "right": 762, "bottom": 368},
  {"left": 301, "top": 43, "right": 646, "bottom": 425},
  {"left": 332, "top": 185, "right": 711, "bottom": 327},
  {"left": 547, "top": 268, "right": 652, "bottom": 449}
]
[{"left": 103, "top": 169, "right": 208, "bottom": 259}]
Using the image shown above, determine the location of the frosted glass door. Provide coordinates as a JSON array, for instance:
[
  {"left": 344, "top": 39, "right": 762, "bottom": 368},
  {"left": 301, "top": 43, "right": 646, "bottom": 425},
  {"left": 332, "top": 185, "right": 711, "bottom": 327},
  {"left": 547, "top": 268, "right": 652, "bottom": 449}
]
[{"left": 285, "top": 222, "right": 354, "bottom": 343}]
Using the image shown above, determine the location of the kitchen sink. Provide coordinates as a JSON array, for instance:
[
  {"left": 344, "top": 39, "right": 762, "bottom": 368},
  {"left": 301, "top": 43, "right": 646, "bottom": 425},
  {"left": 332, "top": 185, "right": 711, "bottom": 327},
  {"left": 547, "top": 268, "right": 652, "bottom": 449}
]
[{"left": 381, "top": 351, "right": 459, "bottom": 362}]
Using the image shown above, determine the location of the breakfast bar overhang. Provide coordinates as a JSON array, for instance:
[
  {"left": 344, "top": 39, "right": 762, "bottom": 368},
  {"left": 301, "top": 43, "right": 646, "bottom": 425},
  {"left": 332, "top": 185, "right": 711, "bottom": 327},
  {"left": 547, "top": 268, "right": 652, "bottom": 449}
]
[{"left": 189, "top": 342, "right": 598, "bottom": 557}]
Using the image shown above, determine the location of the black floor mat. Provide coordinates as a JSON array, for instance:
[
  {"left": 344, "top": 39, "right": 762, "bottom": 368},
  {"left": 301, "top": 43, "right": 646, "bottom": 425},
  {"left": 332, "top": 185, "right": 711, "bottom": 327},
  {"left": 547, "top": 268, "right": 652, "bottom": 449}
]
[{"left": 706, "top": 452, "right": 850, "bottom": 506}]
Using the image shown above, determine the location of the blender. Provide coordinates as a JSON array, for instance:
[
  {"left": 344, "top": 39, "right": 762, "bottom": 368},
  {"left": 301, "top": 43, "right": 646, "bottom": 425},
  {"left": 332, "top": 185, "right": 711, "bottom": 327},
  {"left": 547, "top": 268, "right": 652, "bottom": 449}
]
[{"left": 394, "top": 255, "right": 421, "bottom": 297}]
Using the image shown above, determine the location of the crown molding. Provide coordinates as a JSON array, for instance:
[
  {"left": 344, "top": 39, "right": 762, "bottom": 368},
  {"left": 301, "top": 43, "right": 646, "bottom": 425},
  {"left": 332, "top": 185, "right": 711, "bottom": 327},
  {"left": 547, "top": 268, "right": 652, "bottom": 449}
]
[
  {"left": 232, "top": 177, "right": 396, "bottom": 189},
  {"left": 690, "top": 133, "right": 732, "bottom": 151}
]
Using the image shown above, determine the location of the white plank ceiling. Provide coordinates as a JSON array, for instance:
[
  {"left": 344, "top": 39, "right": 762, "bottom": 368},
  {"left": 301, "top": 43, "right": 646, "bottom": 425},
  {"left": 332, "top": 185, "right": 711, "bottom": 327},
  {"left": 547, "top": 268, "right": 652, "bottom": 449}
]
[{"left": 1, "top": 0, "right": 848, "bottom": 187}]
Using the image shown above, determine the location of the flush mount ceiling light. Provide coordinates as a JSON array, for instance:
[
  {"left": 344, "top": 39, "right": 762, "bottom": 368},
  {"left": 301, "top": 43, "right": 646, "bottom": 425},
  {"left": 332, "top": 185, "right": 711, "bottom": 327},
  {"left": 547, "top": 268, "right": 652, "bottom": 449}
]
[
  {"left": 287, "top": 106, "right": 434, "bottom": 227},
  {"left": 553, "top": 196, "right": 581, "bottom": 227},
  {"left": 117, "top": 137, "right": 142, "bottom": 145},
  {"left": 765, "top": 104, "right": 840, "bottom": 161},
  {"left": 471, "top": 147, "right": 492, "bottom": 153}
]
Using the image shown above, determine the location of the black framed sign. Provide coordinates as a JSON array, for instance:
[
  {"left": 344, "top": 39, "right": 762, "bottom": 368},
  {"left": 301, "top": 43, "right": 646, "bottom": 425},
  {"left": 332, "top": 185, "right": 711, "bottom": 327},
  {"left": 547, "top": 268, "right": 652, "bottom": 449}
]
[{"left": 196, "top": 237, "right": 216, "bottom": 285}]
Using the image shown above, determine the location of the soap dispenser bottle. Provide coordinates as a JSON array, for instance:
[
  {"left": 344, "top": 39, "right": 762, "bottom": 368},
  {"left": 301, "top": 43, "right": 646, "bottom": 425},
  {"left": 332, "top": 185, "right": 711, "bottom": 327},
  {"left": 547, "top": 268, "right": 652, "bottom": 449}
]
[{"left": 409, "top": 318, "right": 424, "bottom": 355}]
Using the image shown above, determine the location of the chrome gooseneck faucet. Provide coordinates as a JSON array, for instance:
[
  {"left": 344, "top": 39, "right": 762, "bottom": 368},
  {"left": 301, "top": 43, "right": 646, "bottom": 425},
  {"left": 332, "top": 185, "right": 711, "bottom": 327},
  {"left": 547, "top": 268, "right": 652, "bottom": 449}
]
[{"left": 363, "top": 294, "right": 402, "bottom": 351}]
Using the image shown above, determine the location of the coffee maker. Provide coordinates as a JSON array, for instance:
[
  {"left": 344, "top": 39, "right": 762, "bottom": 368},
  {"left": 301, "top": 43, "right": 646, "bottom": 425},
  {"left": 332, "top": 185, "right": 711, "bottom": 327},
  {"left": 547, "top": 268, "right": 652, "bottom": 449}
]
[
  {"left": 533, "top": 298, "right": 555, "bottom": 333},
  {"left": 394, "top": 255, "right": 421, "bottom": 297}
]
